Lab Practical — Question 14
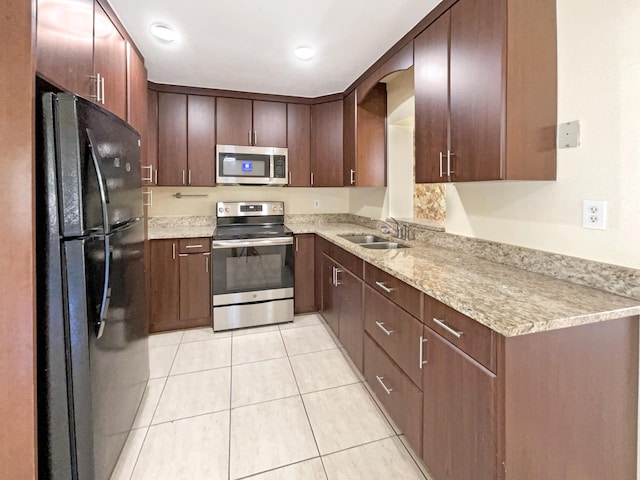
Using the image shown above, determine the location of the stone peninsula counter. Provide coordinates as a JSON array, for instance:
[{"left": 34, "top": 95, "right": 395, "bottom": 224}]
[{"left": 288, "top": 222, "right": 640, "bottom": 337}]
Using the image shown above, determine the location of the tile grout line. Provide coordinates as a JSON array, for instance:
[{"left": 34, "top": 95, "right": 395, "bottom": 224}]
[
  {"left": 228, "top": 330, "right": 234, "bottom": 480},
  {"left": 278, "top": 324, "right": 330, "bottom": 480}
]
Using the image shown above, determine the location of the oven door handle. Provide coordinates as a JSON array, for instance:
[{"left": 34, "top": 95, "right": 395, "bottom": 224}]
[{"left": 212, "top": 237, "right": 294, "bottom": 249}]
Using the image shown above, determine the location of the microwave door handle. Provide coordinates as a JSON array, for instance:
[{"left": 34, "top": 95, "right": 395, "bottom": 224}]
[{"left": 86, "top": 128, "right": 110, "bottom": 234}]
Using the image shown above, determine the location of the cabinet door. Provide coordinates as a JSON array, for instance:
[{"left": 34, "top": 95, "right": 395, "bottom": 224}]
[
  {"left": 93, "top": 2, "right": 127, "bottom": 119},
  {"left": 253, "top": 101, "right": 287, "bottom": 147},
  {"left": 414, "top": 11, "right": 450, "bottom": 184},
  {"left": 146, "top": 89, "right": 158, "bottom": 185},
  {"left": 36, "top": 0, "right": 94, "bottom": 98},
  {"left": 294, "top": 234, "right": 315, "bottom": 313},
  {"left": 336, "top": 266, "right": 363, "bottom": 371},
  {"left": 187, "top": 95, "right": 216, "bottom": 186},
  {"left": 343, "top": 90, "right": 356, "bottom": 186},
  {"left": 179, "top": 253, "right": 212, "bottom": 328},
  {"left": 321, "top": 254, "right": 339, "bottom": 336},
  {"left": 356, "top": 83, "right": 387, "bottom": 187},
  {"left": 127, "top": 45, "right": 147, "bottom": 173},
  {"left": 157, "top": 92, "right": 188, "bottom": 185},
  {"left": 422, "top": 326, "right": 497, "bottom": 480},
  {"left": 149, "top": 240, "right": 180, "bottom": 333},
  {"left": 287, "top": 103, "right": 311, "bottom": 186},
  {"left": 449, "top": 0, "right": 505, "bottom": 181},
  {"left": 311, "top": 100, "right": 343, "bottom": 187},
  {"left": 216, "top": 97, "right": 253, "bottom": 146}
]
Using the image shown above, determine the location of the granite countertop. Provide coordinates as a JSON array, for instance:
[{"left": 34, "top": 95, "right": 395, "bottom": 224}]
[
  {"left": 148, "top": 225, "right": 215, "bottom": 239},
  {"left": 146, "top": 219, "right": 640, "bottom": 337},
  {"left": 288, "top": 223, "right": 640, "bottom": 337}
]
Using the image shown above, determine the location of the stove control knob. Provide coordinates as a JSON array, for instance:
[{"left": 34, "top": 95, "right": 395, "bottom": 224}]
[
  {"left": 225, "top": 207, "right": 230, "bottom": 212},
  {"left": 218, "top": 207, "right": 223, "bottom": 213}
]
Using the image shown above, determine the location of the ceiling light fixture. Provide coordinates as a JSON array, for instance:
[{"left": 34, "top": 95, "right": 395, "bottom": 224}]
[
  {"left": 150, "top": 23, "right": 178, "bottom": 43},
  {"left": 294, "top": 46, "right": 315, "bottom": 60}
]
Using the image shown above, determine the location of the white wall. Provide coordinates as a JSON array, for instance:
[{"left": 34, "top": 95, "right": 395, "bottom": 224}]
[
  {"left": 446, "top": 0, "right": 640, "bottom": 269},
  {"left": 148, "top": 186, "right": 350, "bottom": 216}
]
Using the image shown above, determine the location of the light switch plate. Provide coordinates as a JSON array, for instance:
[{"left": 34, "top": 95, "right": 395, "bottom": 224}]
[{"left": 558, "top": 121, "right": 580, "bottom": 148}]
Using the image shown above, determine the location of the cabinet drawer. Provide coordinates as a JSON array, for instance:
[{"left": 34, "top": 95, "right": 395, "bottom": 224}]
[
  {"left": 364, "top": 263, "right": 422, "bottom": 318},
  {"left": 178, "top": 237, "right": 211, "bottom": 254},
  {"left": 329, "top": 243, "right": 363, "bottom": 278},
  {"left": 364, "top": 334, "right": 423, "bottom": 455},
  {"left": 424, "top": 296, "right": 497, "bottom": 373},
  {"left": 364, "top": 285, "right": 424, "bottom": 387}
]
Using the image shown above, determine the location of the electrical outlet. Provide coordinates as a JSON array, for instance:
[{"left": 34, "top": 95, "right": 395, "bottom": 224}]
[
  {"left": 582, "top": 200, "right": 607, "bottom": 230},
  {"left": 313, "top": 199, "right": 320, "bottom": 209}
]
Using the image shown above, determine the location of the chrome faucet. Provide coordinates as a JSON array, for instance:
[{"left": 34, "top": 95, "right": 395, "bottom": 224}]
[{"left": 379, "top": 217, "right": 406, "bottom": 239}]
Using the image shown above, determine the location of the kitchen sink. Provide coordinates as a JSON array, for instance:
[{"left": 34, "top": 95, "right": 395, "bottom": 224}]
[
  {"left": 359, "top": 242, "right": 410, "bottom": 249},
  {"left": 341, "top": 234, "right": 389, "bottom": 244}
]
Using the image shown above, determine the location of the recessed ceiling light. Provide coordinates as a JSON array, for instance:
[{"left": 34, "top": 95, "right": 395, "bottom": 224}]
[
  {"left": 150, "top": 23, "right": 178, "bottom": 43},
  {"left": 294, "top": 46, "right": 315, "bottom": 60}
]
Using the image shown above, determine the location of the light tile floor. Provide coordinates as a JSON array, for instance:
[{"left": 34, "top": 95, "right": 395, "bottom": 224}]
[{"left": 110, "top": 313, "right": 429, "bottom": 480}]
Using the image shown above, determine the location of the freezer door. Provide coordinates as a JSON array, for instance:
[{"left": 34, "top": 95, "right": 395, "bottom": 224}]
[
  {"left": 85, "top": 218, "right": 149, "bottom": 480},
  {"left": 46, "top": 93, "right": 143, "bottom": 237}
]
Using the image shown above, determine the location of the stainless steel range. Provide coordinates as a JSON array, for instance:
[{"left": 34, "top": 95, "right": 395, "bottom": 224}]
[{"left": 211, "top": 201, "right": 294, "bottom": 331}]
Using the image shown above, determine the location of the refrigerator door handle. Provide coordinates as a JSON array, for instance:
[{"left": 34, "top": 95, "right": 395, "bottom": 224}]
[
  {"left": 97, "top": 234, "right": 111, "bottom": 339},
  {"left": 86, "top": 128, "right": 110, "bottom": 234}
]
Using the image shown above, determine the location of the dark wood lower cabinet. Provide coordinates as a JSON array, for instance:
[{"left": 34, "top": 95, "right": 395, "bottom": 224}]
[
  {"left": 321, "top": 253, "right": 340, "bottom": 336},
  {"left": 149, "top": 239, "right": 180, "bottom": 332},
  {"left": 422, "top": 325, "right": 497, "bottom": 480},
  {"left": 178, "top": 252, "right": 212, "bottom": 327},
  {"left": 335, "top": 264, "right": 363, "bottom": 371},
  {"left": 149, "top": 239, "right": 212, "bottom": 333},
  {"left": 364, "top": 334, "right": 423, "bottom": 454},
  {"left": 294, "top": 234, "right": 315, "bottom": 313}
]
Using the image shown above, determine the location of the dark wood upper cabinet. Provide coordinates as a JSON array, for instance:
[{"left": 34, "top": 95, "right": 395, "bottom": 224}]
[
  {"left": 93, "top": 2, "right": 127, "bottom": 119},
  {"left": 414, "top": 11, "right": 450, "bottom": 184},
  {"left": 449, "top": 0, "right": 504, "bottom": 182},
  {"left": 344, "top": 85, "right": 387, "bottom": 187},
  {"left": 36, "top": 0, "right": 94, "bottom": 98},
  {"left": 216, "top": 97, "right": 253, "bottom": 146},
  {"left": 216, "top": 97, "right": 286, "bottom": 147},
  {"left": 287, "top": 103, "right": 311, "bottom": 186},
  {"left": 146, "top": 89, "right": 158, "bottom": 185},
  {"left": 311, "top": 100, "right": 343, "bottom": 187},
  {"left": 157, "top": 92, "right": 188, "bottom": 186},
  {"left": 342, "top": 91, "right": 357, "bottom": 186},
  {"left": 187, "top": 95, "right": 216, "bottom": 186},
  {"left": 253, "top": 101, "right": 286, "bottom": 147},
  {"left": 127, "top": 44, "right": 147, "bottom": 174},
  {"left": 414, "top": 0, "right": 556, "bottom": 183},
  {"left": 356, "top": 84, "right": 387, "bottom": 186}
]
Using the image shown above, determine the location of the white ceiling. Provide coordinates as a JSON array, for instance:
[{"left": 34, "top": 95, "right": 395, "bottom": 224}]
[{"left": 108, "top": 0, "right": 441, "bottom": 98}]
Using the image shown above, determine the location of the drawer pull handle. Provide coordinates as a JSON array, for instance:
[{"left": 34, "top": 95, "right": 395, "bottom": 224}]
[
  {"left": 375, "top": 375, "right": 393, "bottom": 395},
  {"left": 375, "top": 281, "right": 394, "bottom": 293},
  {"left": 375, "top": 321, "right": 395, "bottom": 336},
  {"left": 433, "top": 318, "right": 463, "bottom": 338},
  {"left": 185, "top": 244, "right": 204, "bottom": 249},
  {"left": 419, "top": 335, "right": 428, "bottom": 369}
]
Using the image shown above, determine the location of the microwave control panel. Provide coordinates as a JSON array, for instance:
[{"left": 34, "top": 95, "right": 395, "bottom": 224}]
[{"left": 273, "top": 156, "right": 286, "bottom": 178}]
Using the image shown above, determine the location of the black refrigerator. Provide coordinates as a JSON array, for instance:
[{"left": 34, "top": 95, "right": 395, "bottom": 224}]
[{"left": 37, "top": 93, "right": 149, "bottom": 480}]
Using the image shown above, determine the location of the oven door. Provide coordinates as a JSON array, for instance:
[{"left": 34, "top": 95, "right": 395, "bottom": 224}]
[{"left": 211, "top": 237, "right": 294, "bottom": 304}]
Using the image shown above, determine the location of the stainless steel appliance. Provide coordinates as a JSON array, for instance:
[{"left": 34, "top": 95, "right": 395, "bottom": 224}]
[
  {"left": 36, "top": 93, "right": 149, "bottom": 480},
  {"left": 216, "top": 145, "right": 288, "bottom": 185},
  {"left": 212, "top": 201, "right": 294, "bottom": 330}
]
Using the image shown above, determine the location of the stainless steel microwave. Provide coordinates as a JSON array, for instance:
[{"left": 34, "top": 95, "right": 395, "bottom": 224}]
[{"left": 216, "top": 145, "right": 288, "bottom": 185}]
